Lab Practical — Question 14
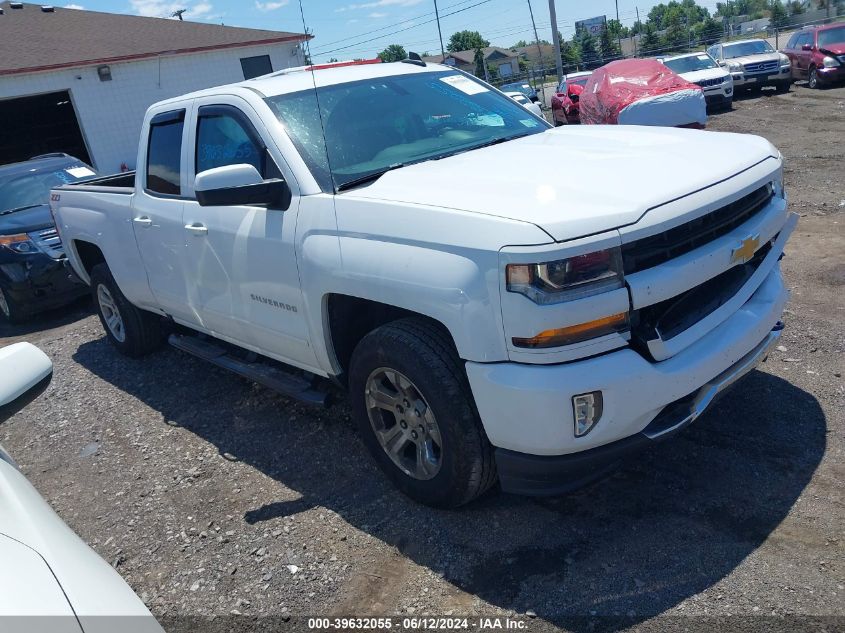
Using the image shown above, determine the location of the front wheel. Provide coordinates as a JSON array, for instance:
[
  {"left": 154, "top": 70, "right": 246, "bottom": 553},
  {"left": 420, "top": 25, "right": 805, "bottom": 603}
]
[
  {"left": 349, "top": 318, "right": 496, "bottom": 508},
  {"left": 776, "top": 81, "right": 791, "bottom": 94},
  {"left": 90, "top": 264, "right": 164, "bottom": 357},
  {"left": 0, "top": 286, "right": 26, "bottom": 324},
  {"left": 808, "top": 67, "right": 819, "bottom": 89}
]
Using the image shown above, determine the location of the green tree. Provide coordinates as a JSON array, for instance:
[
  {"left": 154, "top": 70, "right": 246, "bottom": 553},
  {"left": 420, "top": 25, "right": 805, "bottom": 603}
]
[
  {"left": 693, "top": 16, "right": 724, "bottom": 45},
  {"left": 770, "top": 0, "right": 788, "bottom": 27},
  {"left": 378, "top": 44, "right": 407, "bottom": 62},
  {"left": 600, "top": 26, "right": 622, "bottom": 60},
  {"left": 787, "top": 0, "right": 804, "bottom": 14},
  {"left": 640, "top": 23, "right": 663, "bottom": 55},
  {"left": 447, "top": 30, "right": 489, "bottom": 53},
  {"left": 561, "top": 39, "right": 581, "bottom": 71},
  {"left": 474, "top": 47, "right": 485, "bottom": 77},
  {"left": 578, "top": 32, "right": 601, "bottom": 68}
]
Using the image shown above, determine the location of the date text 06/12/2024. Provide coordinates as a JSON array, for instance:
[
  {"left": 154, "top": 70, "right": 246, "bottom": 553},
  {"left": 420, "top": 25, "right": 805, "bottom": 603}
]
[{"left": 307, "top": 617, "right": 529, "bottom": 630}]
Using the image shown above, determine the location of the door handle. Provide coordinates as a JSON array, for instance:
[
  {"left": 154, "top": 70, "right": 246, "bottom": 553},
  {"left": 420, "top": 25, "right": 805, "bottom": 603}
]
[
  {"left": 133, "top": 216, "right": 152, "bottom": 227},
  {"left": 185, "top": 223, "right": 208, "bottom": 236}
]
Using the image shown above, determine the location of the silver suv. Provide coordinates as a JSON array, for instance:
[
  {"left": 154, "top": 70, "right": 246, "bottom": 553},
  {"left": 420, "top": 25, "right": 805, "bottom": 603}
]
[{"left": 708, "top": 39, "right": 792, "bottom": 93}]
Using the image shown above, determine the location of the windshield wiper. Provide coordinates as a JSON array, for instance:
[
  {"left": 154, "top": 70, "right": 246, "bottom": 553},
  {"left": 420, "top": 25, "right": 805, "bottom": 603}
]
[
  {"left": 336, "top": 163, "right": 410, "bottom": 192},
  {"left": 435, "top": 133, "right": 532, "bottom": 161},
  {"left": 0, "top": 204, "right": 42, "bottom": 217}
]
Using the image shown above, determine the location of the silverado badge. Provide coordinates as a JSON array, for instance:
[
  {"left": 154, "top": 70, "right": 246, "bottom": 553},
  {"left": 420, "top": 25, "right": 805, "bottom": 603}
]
[{"left": 731, "top": 234, "right": 760, "bottom": 265}]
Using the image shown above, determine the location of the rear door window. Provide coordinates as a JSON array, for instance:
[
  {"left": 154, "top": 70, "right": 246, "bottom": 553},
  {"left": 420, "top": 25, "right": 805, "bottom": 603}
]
[{"left": 146, "top": 110, "right": 185, "bottom": 196}]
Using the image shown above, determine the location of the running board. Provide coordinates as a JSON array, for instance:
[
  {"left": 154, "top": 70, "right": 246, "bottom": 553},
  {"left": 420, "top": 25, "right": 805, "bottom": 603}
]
[{"left": 168, "top": 334, "right": 329, "bottom": 406}]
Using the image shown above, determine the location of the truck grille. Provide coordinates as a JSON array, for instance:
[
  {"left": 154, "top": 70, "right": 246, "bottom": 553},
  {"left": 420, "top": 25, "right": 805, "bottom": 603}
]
[
  {"left": 695, "top": 77, "right": 724, "bottom": 88},
  {"left": 632, "top": 239, "right": 773, "bottom": 350},
  {"left": 742, "top": 60, "right": 778, "bottom": 74},
  {"left": 27, "top": 227, "right": 64, "bottom": 259},
  {"left": 621, "top": 184, "right": 773, "bottom": 275}
]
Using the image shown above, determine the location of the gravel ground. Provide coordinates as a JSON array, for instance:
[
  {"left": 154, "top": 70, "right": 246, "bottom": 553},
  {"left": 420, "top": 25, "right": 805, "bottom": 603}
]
[{"left": 1, "top": 82, "right": 843, "bottom": 633}]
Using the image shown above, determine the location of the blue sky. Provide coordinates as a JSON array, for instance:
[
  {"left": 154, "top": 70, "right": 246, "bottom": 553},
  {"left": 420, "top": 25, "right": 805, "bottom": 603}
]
[{"left": 65, "top": 0, "right": 721, "bottom": 62}]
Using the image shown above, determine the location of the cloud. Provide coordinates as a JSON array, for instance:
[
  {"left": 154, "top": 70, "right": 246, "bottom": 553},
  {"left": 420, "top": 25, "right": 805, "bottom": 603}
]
[
  {"left": 368, "top": 12, "right": 387, "bottom": 18},
  {"left": 336, "top": 0, "right": 424, "bottom": 12},
  {"left": 255, "top": 0, "right": 288, "bottom": 10},
  {"left": 129, "top": 0, "right": 214, "bottom": 19},
  {"left": 64, "top": 3, "right": 85, "bottom": 8}
]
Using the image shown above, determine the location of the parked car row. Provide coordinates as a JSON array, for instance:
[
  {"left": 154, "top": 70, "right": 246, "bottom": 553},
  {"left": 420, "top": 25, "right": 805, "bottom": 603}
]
[{"left": 549, "top": 23, "right": 844, "bottom": 127}]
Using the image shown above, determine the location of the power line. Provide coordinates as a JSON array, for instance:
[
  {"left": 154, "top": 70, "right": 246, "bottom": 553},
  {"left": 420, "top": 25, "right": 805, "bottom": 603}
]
[
  {"left": 313, "top": 0, "right": 498, "bottom": 57},
  {"left": 310, "top": 0, "right": 488, "bottom": 53}
]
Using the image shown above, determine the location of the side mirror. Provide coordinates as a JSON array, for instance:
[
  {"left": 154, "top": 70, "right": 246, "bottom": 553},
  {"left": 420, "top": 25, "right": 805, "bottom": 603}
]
[
  {"left": 570, "top": 94, "right": 580, "bottom": 103},
  {"left": 195, "top": 164, "right": 292, "bottom": 210},
  {"left": 0, "top": 343, "right": 53, "bottom": 426},
  {"left": 801, "top": 44, "right": 812, "bottom": 51}
]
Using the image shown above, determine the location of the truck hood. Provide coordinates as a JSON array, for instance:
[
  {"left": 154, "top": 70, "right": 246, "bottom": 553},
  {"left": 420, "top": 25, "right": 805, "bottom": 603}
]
[
  {"left": 0, "top": 203, "right": 53, "bottom": 235},
  {"left": 344, "top": 126, "right": 778, "bottom": 242}
]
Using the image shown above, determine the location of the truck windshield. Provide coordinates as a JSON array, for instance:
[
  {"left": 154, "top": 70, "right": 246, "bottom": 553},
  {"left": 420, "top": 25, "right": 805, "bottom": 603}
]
[
  {"left": 722, "top": 41, "right": 775, "bottom": 59},
  {"left": 264, "top": 70, "right": 548, "bottom": 192},
  {"left": 0, "top": 164, "right": 95, "bottom": 214},
  {"left": 664, "top": 54, "right": 719, "bottom": 73}
]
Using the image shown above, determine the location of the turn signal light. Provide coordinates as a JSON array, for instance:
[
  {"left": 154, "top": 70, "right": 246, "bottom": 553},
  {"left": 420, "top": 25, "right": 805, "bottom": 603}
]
[
  {"left": 0, "top": 233, "right": 34, "bottom": 253},
  {"left": 512, "top": 313, "right": 629, "bottom": 349}
]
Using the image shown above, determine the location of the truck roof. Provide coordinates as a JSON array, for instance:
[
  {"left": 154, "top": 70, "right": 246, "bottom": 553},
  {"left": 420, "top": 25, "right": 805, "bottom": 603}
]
[{"left": 153, "top": 60, "right": 449, "bottom": 107}]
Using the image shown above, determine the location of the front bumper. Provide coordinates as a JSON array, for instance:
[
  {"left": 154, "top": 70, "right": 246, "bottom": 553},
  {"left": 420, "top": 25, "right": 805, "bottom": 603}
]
[
  {"left": 735, "top": 66, "right": 791, "bottom": 87},
  {"left": 466, "top": 261, "right": 789, "bottom": 493},
  {"left": 0, "top": 255, "right": 87, "bottom": 315},
  {"left": 818, "top": 65, "right": 845, "bottom": 84},
  {"left": 494, "top": 322, "right": 782, "bottom": 495}
]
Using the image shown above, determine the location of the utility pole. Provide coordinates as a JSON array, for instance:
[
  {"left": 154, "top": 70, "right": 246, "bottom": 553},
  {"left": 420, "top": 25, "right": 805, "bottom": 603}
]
[
  {"left": 434, "top": 0, "right": 446, "bottom": 62},
  {"left": 615, "top": 0, "right": 622, "bottom": 55},
  {"left": 635, "top": 6, "right": 640, "bottom": 56},
  {"left": 171, "top": 8, "right": 186, "bottom": 20},
  {"left": 527, "top": 0, "right": 544, "bottom": 94},
  {"left": 549, "top": 0, "right": 564, "bottom": 84}
]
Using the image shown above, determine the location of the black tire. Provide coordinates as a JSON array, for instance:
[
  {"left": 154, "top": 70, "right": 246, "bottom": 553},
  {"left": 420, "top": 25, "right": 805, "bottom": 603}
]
[
  {"left": 349, "top": 318, "right": 496, "bottom": 508},
  {"left": 808, "top": 67, "right": 819, "bottom": 89},
  {"left": 0, "top": 286, "right": 26, "bottom": 324},
  {"left": 90, "top": 263, "right": 164, "bottom": 357},
  {"left": 776, "top": 81, "right": 791, "bottom": 94}
]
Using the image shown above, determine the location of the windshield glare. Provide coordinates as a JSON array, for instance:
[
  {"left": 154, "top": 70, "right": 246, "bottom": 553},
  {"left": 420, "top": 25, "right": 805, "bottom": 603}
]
[
  {"left": 723, "top": 41, "right": 775, "bottom": 58},
  {"left": 0, "top": 165, "right": 92, "bottom": 213},
  {"left": 265, "top": 71, "right": 547, "bottom": 192},
  {"left": 664, "top": 54, "right": 718, "bottom": 73},
  {"left": 819, "top": 27, "right": 845, "bottom": 47}
]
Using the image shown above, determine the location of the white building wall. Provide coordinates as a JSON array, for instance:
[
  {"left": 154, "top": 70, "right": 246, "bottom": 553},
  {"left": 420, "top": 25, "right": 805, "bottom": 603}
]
[{"left": 0, "top": 42, "right": 304, "bottom": 173}]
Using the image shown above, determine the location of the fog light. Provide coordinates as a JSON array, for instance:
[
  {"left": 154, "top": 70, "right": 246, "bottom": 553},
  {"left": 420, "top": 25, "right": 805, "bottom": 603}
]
[{"left": 573, "top": 391, "right": 603, "bottom": 437}]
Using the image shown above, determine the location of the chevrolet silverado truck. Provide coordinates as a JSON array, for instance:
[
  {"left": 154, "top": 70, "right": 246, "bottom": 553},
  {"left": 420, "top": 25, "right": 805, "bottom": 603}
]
[{"left": 51, "top": 61, "right": 797, "bottom": 507}]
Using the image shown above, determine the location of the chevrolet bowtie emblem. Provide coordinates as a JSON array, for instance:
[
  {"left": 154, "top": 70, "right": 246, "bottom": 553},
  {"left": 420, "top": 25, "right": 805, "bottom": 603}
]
[{"left": 731, "top": 234, "right": 760, "bottom": 265}]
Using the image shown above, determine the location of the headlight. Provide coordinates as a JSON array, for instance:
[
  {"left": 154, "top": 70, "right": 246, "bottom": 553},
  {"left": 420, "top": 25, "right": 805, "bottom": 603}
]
[
  {"left": 822, "top": 56, "right": 840, "bottom": 69},
  {"left": 0, "top": 234, "right": 36, "bottom": 254},
  {"left": 506, "top": 247, "right": 624, "bottom": 305},
  {"left": 728, "top": 61, "right": 742, "bottom": 72},
  {"left": 779, "top": 53, "right": 791, "bottom": 66}
]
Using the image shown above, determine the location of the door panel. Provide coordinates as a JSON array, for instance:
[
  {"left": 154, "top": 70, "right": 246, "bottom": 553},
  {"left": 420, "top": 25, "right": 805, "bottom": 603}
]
[
  {"left": 132, "top": 107, "right": 203, "bottom": 326},
  {"left": 182, "top": 99, "right": 318, "bottom": 370}
]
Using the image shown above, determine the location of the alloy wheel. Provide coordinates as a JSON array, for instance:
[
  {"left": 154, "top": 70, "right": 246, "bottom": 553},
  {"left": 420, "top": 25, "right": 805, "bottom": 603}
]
[
  {"left": 365, "top": 368, "right": 443, "bottom": 480},
  {"left": 97, "top": 284, "right": 126, "bottom": 343}
]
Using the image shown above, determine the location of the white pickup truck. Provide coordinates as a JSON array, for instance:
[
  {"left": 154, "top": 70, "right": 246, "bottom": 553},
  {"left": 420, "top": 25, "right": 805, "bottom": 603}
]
[{"left": 52, "top": 61, "right": 797, "bottom": 507}]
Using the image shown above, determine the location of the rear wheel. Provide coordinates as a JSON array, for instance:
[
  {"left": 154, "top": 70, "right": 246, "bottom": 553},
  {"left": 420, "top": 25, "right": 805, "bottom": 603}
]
[
  {"left": 349, "top": 318, "right": 496, "bottom": 507},
  {"left": 90, "top": 264, "right": 164, "bottom": 357}
]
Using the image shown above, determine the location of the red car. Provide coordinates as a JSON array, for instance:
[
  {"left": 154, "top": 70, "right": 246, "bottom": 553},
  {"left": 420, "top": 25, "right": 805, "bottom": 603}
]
[
  {"left": 551, "top": 71, "right": 592, "bottom": 125},
  {"left": 782, "top": 23, "right": 845, "bottom": 89}
]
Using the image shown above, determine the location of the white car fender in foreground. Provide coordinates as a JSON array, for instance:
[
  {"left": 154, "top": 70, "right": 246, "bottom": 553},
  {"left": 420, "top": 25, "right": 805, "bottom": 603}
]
[{"left": 0, "top": 343, "right": 162, "bottom": 633}]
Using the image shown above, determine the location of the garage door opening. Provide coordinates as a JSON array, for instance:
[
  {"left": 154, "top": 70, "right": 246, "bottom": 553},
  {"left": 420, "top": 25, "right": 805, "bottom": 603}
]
[{"left": 0, "top": 91, "right": 91, "bottom": 167}]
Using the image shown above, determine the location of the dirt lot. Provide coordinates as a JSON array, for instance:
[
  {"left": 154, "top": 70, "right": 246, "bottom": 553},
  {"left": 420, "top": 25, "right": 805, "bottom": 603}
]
[{"left": 2, "top": 83, "right": 843, "bottom": 633}]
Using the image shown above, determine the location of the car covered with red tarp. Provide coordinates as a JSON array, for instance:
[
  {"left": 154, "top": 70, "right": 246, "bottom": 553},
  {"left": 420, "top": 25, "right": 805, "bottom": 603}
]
[{"left": 579, "top": 58, "right": 707, "bottom": 129}]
